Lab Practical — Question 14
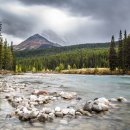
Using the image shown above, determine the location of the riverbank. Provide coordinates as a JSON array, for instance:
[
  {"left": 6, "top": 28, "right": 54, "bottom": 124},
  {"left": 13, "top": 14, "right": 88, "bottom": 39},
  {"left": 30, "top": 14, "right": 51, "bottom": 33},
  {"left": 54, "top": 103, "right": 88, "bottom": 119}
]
[
  {"left": 61, "top": 68, "right": 130, "bottom": 75},
  {"left": 0, "top": 70, "right": 13, "bottom": 75},
  {"left": 0, "top": 73, "right": 130, "bottom": 130},
  {"left": 1, "top": 68, "right": 130, "bottom": 75}
]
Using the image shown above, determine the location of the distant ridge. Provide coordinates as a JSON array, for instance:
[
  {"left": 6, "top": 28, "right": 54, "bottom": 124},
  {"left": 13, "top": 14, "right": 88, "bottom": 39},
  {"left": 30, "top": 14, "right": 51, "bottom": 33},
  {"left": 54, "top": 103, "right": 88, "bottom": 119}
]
[{"left": 15, "top": 34, "right": 61, "bottom": 51}]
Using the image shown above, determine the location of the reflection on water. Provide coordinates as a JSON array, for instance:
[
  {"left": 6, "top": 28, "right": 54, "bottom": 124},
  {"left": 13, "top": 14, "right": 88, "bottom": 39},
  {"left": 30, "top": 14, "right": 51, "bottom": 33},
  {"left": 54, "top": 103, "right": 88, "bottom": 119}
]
[{"left": 0, "top": 73, "right": 130, "bottom": 130}]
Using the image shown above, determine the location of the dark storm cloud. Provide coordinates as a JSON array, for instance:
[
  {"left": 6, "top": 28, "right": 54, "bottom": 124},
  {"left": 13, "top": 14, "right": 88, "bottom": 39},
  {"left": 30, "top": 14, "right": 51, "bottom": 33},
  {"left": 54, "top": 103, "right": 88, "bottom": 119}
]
[
  {"left": 1, "top": 0, "right": 130, "bottom": 44},
  {"left": 18, "top": 0, "right": 130, "bottom": 39},
  {"left": 19, "top": 0, "right": 130, "bottom": 19},
  {"left": 0, "top": 8, "right": 36, "bottom": 38}
]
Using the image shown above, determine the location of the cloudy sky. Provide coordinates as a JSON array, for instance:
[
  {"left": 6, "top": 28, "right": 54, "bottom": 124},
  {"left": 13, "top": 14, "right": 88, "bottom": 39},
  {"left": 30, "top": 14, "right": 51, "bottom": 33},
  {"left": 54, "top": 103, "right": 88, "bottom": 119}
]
[{"left": 0, "top": 0, "right": 130, "bottom": 45}]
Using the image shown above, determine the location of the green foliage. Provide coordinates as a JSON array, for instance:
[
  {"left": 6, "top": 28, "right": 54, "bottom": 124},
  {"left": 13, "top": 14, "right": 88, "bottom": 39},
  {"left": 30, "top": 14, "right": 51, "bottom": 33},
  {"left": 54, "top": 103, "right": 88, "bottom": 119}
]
[
  {"left": 0, "top": 37, "right": 2, "bottom": 69},
  {"left": 67, "top": 64, "right": 71, "bottom": 70},
  {"left": 125, "top": 35, "right": 130, "bottom": 70},
  {"left": 55, "top": 63, "right": 64, "bottom": 72},
  {"left": 118, "top": 30, "right": 124, "bottom": 70},
  {"left": 0, "top": 38, "right": 15, "bottom": 71},
  {"left": 109, "top": 35, "right": 117, "bottom": 71},
  {"left": 16, "top": 48, "right": 109, "bottom": 72}
]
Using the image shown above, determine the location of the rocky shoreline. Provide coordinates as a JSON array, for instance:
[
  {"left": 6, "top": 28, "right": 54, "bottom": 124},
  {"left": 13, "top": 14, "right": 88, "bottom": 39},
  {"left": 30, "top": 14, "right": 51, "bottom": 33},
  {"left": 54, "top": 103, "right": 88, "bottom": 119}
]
[{"left": 0, "top": 79, "right": 128, "bottom": 124}]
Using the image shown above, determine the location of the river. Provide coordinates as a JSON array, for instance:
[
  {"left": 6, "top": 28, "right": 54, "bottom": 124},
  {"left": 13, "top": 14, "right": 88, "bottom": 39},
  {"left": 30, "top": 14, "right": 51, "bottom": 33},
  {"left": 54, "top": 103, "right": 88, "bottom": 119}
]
[{"left": 0, "top": 73, "right": 130, "bottom": 130}]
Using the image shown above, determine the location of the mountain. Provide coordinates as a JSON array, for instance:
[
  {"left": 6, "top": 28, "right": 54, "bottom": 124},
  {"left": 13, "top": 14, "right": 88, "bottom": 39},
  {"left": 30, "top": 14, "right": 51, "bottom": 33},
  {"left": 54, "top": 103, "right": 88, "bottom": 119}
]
[
  {"left": 41, "top": 30, "right": 66, "bottom": 46},
  {"left": 15, "top": 34, "right": 61, "bottom": 51}
]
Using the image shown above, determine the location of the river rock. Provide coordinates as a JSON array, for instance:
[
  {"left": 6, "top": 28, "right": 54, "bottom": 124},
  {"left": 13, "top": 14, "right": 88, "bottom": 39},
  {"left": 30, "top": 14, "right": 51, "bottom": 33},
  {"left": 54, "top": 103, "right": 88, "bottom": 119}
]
[
  {"left": 45, "top": 108, "right": 53, "bottom": 114},
  {"left": 75, "top": 112, "right": 82, "bottom": 116},
  {"left": 48, "top": 113, "right": 55, "bottom": 121},
  {"left": 117, "top": 97, "right": 127, "bottom": 102},
  {"left": 62, "top": 108, "right": 69, "bottom": 115},
  {"left": 55, "top": 111, "right": 63, "bottom": 117},
  {"left": 29, "top": 95, "right": 38, "bottom": 102},
  {"left": 38, "top": 113, "right": 48, "bottom": 122},
  {"left": 60, "top": 91, "right": 77, "bottom": 100},
  {"left": 83, "top": 100, "right": 93, "bottom": 112},
  {"left": 14, "top": 97, "right": 23, "bottom": 103},
  {"left": 68, "top": 108, "right": 75, "bottom": 116},
  {"left": 94, "top": 97, "right": 109, "bottom": 105},
  {"left": 30, "top": 110, "right": 39, "bottom": 119},
  {"left": 109, "top": 98, "right": 117, "bottom": 102},
  {"left": 77, "top": 108, "right": 91, "bottom": 116},
  {"left": 92, "top": 103, "right": 109, "bottom": 112},
  {"left": 55, "top": 107, "right": 61, "bottom": 112},
  {"left": 32, "top": 89, "right": 48, "bottom": 95}
]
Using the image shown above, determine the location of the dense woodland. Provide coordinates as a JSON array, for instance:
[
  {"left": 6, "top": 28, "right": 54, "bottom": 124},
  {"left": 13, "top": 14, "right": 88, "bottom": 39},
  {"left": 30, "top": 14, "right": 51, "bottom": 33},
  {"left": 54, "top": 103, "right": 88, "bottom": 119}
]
[
  {"left": 109, "top": 30, "right": 130, "bottom": 73},
  {"left": 0, "top": 37, "right": 16, "bottom": 71},
  {"left": 15, "top": 30, "right": 130, "bottom": 73},
  {"left": 16, "top": 48, "right": 108, "bottom": 72},
  {"left": 1, "top": 30, "right": 130, "bottom": 73}
]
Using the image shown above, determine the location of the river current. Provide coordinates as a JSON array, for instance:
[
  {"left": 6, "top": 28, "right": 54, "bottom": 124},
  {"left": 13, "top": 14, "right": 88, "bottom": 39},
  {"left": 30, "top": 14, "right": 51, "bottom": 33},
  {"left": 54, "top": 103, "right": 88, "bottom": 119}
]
[{"left": 0, "top": 73, "right": 130, "bottom": 130}]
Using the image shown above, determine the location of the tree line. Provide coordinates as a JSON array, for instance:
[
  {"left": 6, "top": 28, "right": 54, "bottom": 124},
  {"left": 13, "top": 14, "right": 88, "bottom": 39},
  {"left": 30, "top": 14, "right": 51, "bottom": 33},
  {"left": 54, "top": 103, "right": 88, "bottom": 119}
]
[
  {"left": 109, "top": 30, "right": 130, "bottom": 73},
  {"left": 16, "top": 48, "right": 109, "bottom": 72},
  {"left": 0, "top": 37, "right": 16, "bottom": 71}
]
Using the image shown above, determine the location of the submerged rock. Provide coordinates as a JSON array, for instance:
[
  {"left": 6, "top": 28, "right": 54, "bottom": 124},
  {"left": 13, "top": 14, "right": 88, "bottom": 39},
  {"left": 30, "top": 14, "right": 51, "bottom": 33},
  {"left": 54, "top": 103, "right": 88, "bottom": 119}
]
[
  {"left": 60, "top": 119, "right": 68, "bottom": 125},
  {"left": 32, "top": 89, "right": 48, "bottom": 95},
  {"left": 60, "top": 91, "right": 77, "bottom": 100},
  {"left": 117, "top": 97, "right": 127, "bottom": 102}
]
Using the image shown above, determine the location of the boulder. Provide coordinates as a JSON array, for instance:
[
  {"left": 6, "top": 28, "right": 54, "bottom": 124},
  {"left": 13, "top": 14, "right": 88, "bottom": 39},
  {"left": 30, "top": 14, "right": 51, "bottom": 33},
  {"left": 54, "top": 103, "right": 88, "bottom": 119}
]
[
  {"left": 55, "top": 112, "right": 63, "bottom": 117},
  {"left": 38, "top": 113, "right": 48, "bottom": 122},
  {"left": 94, "top": 97, "right": 109, "bottom": 105},
  {"left": 117, "top": 97, "right": 127, "bottom": 102},
  {"left": 83, "top": 100, "right": 93, "bottom": 112},
  {"left": 48, "top": 113, "right": 55, "bottom": 121},
  {"left": 92, "top": 103, "right": 109, "bottom": 112}
]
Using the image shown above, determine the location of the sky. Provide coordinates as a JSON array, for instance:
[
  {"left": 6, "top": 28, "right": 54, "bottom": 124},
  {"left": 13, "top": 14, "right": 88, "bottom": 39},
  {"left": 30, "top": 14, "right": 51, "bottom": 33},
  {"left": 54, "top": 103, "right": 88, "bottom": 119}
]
[{"left": 0, "top": 0, "right": 130, "bottom": 45}]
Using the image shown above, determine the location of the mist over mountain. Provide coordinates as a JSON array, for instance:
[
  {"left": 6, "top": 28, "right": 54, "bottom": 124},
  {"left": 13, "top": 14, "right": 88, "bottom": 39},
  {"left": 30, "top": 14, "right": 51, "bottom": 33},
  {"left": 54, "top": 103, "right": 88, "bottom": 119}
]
[
  {"left": 15, "top": 34, "right": 61, "bottom": 51},
  {"left": 41, "top": 30, "right": 67, "bottom": 46}
]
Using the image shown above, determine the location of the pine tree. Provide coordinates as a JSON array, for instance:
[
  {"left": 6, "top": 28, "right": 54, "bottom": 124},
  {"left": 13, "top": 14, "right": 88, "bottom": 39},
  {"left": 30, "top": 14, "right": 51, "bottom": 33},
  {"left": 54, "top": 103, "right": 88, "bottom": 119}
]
[
  {"left": 125, "top": 35, "right": 130, "bottom": 70},
  {"left": 118, "top": 30, "right": 123, "bottom": 71},
  {"left": 123, "top": 30, "right": 128, "bottom": 72},
  {"left": 3, "top": 39, "right": 8, "bottom": 70},
  {"left": 11, "top": 42, "right": 16, "bottom": 71},
  {"left": 0, "top": 37, "right": 3, "bottom": 69},
  {"left": 109, "top": 35, "right": 117, "bottom": 71}
]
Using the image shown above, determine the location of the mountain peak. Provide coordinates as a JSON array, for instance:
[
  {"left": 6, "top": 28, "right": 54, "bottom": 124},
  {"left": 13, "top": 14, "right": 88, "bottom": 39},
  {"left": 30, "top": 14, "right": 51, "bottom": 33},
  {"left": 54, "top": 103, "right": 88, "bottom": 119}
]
[{"left": 15, "top": 34, "right": 61, "bottom": 51}]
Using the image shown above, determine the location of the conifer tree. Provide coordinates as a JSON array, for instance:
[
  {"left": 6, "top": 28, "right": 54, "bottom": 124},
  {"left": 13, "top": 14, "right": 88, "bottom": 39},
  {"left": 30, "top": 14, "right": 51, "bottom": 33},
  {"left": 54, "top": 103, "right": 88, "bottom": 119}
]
[
  {"left": 118, "top": 30, "right": 123, "bottom": 71},
  {"left": 109, "top": 35, "right": 117, "bottom": 71},
  {"left": 125, "top": 35, "right": 130, "bottom": 70},
  {"left": 3, "top": 39, "right": 8, "bottom": 70},
  {"left": 11, "top": 42, "right": 16, "bottom": 71},
  {"left": 123, "top": 30, "right": 128, "bottom": 72},
  {"left": 0, "top": 37, "right": 3, "bottom": 69}
]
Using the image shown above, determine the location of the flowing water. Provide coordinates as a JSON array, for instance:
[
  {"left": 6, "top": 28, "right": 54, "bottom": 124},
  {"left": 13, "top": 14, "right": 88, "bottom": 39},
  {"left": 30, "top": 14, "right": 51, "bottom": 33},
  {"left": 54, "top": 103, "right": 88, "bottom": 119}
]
[{"left": 0, "top": 73, "right": 130, "bottom": 130}]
